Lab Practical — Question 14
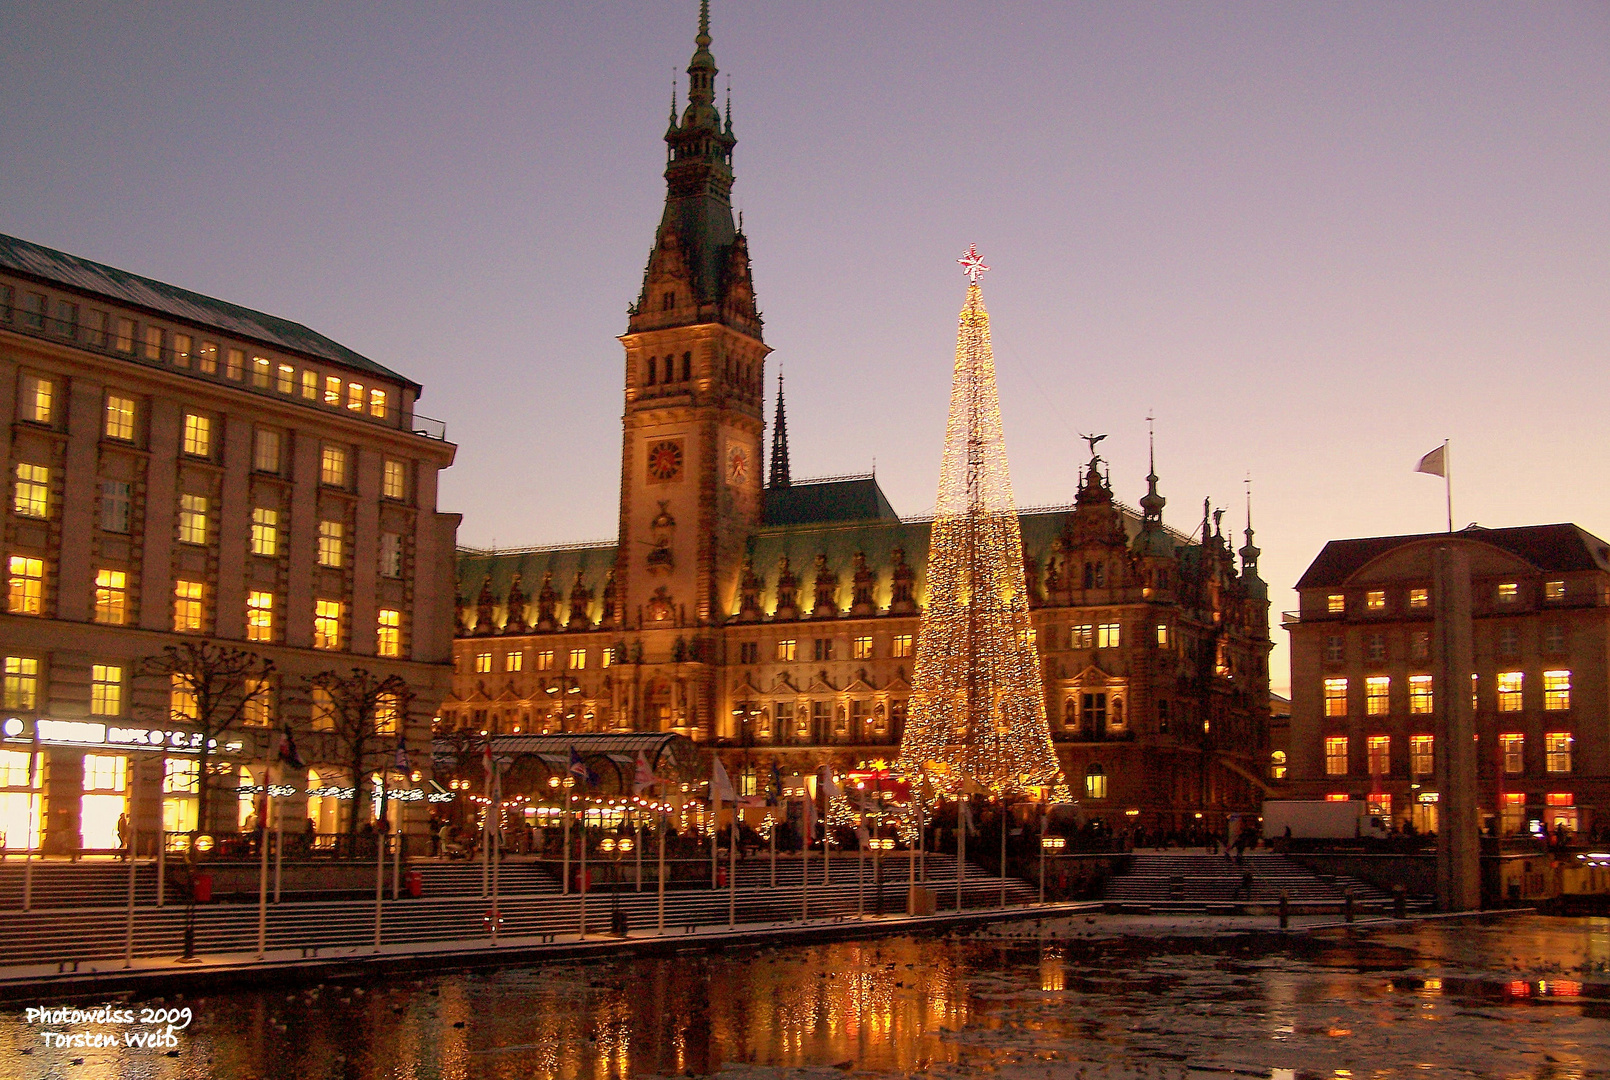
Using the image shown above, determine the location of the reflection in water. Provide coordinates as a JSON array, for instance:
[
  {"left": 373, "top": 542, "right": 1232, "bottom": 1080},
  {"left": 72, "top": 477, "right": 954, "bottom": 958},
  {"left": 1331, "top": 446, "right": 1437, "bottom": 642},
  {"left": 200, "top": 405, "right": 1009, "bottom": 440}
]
[{"left": 1, "top": 916, "right": 1607, "bottom": 1078}]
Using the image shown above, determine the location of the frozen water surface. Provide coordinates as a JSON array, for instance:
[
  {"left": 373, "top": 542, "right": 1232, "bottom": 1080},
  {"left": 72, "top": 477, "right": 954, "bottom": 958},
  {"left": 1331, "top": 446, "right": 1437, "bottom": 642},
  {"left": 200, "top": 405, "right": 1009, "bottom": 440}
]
[{"left": 2, "top": 915, "right": 1607, "bottom": 1079}]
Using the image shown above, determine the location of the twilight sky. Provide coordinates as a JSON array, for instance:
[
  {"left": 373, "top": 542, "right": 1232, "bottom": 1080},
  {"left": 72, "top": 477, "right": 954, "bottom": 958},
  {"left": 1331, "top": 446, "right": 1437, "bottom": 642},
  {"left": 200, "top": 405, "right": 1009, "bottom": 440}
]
[{"left": 3, "top": 2, "right": 1608, "bottom": 694}]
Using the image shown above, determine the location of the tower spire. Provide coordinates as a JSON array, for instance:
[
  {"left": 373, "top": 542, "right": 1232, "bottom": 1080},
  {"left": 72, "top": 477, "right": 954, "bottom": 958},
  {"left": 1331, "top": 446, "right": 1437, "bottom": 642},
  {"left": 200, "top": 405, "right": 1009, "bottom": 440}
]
[
  {"left": 1240, "top": 476, "right": 1261, "bottom": 575},
  {"left": 1140, "top": 411, "right": 1165, "bottom": 523},
  {"left": 769, "top": 370, "right": 791, "bottom": 489}
]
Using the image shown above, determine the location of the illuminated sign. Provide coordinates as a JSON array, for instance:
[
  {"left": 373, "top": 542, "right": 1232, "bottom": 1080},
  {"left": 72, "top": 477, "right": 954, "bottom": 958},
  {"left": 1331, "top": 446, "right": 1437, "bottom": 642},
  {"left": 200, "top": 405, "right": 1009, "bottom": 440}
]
[{"left": 9, "top": 719, "right": 242, "bottom": 754}]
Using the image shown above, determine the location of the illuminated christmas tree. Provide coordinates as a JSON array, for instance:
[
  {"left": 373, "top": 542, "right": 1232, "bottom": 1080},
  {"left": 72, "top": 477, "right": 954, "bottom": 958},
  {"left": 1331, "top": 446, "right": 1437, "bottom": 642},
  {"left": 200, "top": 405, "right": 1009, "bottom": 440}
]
[{"left": 895, "top": 248, "right": 1069, "bottom": 801}]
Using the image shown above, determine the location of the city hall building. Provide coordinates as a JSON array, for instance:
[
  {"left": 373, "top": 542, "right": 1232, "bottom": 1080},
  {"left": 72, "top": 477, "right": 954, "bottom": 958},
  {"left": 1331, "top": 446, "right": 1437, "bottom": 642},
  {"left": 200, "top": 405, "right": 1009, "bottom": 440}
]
[
  {"left": 441, "top": 14, "right": 1274, "bottom": 832},
  {"left": 1284, "top": 524, "right": 1610, "bottom": 837},
  {"left": 0, "top": 235, "right": 459, "bottom": 854}
]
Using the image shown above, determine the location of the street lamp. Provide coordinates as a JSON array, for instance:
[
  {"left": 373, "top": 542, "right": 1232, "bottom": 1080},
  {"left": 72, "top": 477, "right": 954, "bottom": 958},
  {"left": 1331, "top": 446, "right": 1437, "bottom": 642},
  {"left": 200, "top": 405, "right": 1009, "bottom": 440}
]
[
  {"left": 1039, "top": 834, "right": 1066, "bottom": 905},
  {"left": 869, "top": 837, "right": 894, "bottom": 915},
  {"left": 545, "top": 675, "right": 584, "bottom": 731},
  {"left": 600, "top": 835, "right": 634, "bottom": 936}
]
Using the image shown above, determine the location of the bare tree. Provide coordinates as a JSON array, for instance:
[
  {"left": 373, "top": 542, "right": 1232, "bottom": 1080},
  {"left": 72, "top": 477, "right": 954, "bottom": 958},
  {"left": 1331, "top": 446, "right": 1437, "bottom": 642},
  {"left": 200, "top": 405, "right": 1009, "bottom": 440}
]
[
  {"left": 306, "top": 668, "right": 415, "bottom": 850},
  {"left": 139, "top": 642, "right": 276, "bottom": 835}
]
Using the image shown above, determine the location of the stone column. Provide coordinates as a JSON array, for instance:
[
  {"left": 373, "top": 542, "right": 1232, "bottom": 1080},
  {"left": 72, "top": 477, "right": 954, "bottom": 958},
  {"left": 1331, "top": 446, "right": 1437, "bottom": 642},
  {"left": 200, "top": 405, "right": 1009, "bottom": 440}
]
[{"left": 1433, "top": 545, "right": 1480, "bottom": 910}]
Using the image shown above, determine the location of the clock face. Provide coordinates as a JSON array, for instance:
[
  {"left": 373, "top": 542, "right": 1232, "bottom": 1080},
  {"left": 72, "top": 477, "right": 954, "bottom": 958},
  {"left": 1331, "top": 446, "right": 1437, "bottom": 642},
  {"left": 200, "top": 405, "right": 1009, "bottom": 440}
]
[
  {"left": 726, "top": 445, "right": 749, "bottom": 486},
  {"left": 646, "top": 440, "right": 683, "bottom": 483}
]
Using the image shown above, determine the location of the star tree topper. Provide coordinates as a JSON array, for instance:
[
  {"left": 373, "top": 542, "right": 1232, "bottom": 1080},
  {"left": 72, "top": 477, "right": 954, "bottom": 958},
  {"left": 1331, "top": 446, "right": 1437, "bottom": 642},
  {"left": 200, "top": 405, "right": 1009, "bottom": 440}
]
[{"left": 958, "top": 244, "right": 989, "bottom": 284}]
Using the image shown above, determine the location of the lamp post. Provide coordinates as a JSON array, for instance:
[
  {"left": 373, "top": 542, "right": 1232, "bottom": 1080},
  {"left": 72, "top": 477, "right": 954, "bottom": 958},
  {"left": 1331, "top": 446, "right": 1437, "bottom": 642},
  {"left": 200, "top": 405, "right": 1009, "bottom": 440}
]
[
  {"left": 549, "top": 774, "right": 576, "bottom": 893},
  {"left": 870, "top": 837, "right": 894, "bottom": 916},
  {"left": 545, "top": 675, "right": 583, "bottom": 732},
  {"left": 1039, "top": 834, "right": 1065, "bottom": 905},
  {"left": 600, "top": 835, "right": 634, "bottom": 936}
]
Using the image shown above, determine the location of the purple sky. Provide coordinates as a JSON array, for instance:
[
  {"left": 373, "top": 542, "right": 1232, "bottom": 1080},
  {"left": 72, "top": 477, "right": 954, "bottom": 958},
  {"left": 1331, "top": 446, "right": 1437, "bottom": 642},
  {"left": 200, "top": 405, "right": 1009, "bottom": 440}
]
[{"left": 4, "top": 2, "right": 1608, "bottom": 693}]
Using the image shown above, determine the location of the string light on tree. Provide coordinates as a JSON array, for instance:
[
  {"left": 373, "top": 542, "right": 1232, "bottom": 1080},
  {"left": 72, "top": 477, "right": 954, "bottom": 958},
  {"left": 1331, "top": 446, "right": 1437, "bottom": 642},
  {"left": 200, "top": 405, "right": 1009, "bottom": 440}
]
[{"left": 895, "top": 248, "right": 1070, "bottom": 802}]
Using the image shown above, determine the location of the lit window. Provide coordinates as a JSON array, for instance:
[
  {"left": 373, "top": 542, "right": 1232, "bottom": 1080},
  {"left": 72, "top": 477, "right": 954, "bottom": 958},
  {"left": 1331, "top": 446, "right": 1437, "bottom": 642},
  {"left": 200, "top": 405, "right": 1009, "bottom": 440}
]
[
  {"left": 311, "top": 686, "right": 336, "bottom": 731},
  {"left": 243, "top": 677, "right": 274, "bottom": 726},
  {"left": 1545, "top": 580, "right": 1565, "bottom": 602},
  {"left": 369, "top": 388, "right": 388, "bottom": 418},
  {"left": 375, "top": 608, "right": 400, "bottom": 659},
  {"left": 892, "top": 634, "right": 913, "bottom": 658},
  {"left": 382, "top": 459, "right": 407, "bottom": 500},
  {"left": 1365, "top": 676, "right": 1389, "bottom": 716},
  {"left": 1325, "top": 793, "right": 1350, "bottom": 803},
  {"left": 1325, "top": 736, "right": 1348, "bottom": 776},
  {"left": 170, "top": 673, "right": 197, "bottom": 722},
  {"left": 1500, "top": 733, "right": 1524, "bottom": 774},
  {"left": 13, "top": 463, "right": 48, "bottom": 518},
  {"left": 182, "top": 413, "right": 211, "bottom": 457},
  {"left": 3, "top": 657, "right": 39, "bottom": 710},
  {"left": 474, "top": 652, "right": 492, "bottom": 673},
  {"left": 1366, "top": 590, "right": 1385, "bottom": 611},
  {"left": 379, "top": 532, "right": 402, "bottom": 578},
  {"left": 1409, "top": 674, "right": 1433, "bottom": 715},
  {"left": 143, "top": 326, "right": 163, "bottom": 360},
  {"left": 1409, "top": 587, "right": 1429, "bottom": 608},
  {"left": 251, "top": 356, "right": 271, "bottom": 388},
  {"left": 178, "top": 494, "right": 208, "bottom": 545},
  {"left": 225, "top": 348, "right": 244, "bottom": 380},
  {"left": 347, "top": 383, "right": 364, "bottom": 410},
  {"left": 1410, "top": 734, "right": 1434, "bottom": 777},
  {"left": 173, "top": 579, "right": 203, "bottom": 632},
  {"left": 1472, "top": 672, "right": 1479, "bottom": 711},
  {"left": 250, "top": 507, "right": 279, "bottom": 557},
  {"left": 1362, "top": 736, "right": 1388, "bottom": 777},
  {"left": 1072, "top": 625, "right": 1094, "bottom": 648},
  {"left": 324, "top": 375, "right": 342, "bottom": 406},
  {"left": 1497, "top": 582, "right": 1518, "bottom": 604},
  {"left": 775, "top": 639, "right": 797, "bottom": 662},
  {"left": 19, "top": 375, "right": 53, "bottom": 424},
  {"left": 1324, "top": 677, "right": 1348, "bottom": 718},
  {"left": 93, "top": 569, "right": 126, "bottom": 624},
  {"left": 569, "top": 648, "right": 587, "bottom": 669},
  {"left": 198, "top": 341, "right": 219, "bottom": 374},
  {"left": 504, "top": 650, "right": 523, "bottom": 672},
  {"left": 104, "top": 394, "right": 135, "bottom": 440},
  {"left": 1269, "top": 750, "right": 1286, "bottom": 781},
  {"left": 313, "top": 599, "right": 342, "bottom": 650},
  {"left": 116, "top": 319, "right": 136, "bottom": 353},
  {"left": 1155, "top": 624, "right": 1169, "bottom": 647},
  {"left": 1084, "top": 764, "right": 1107, "bottom": 799},
  {"left": 7, "top": 556, "right": 43, "bottom": 615},
  {"left": 301, "top": 370, "right": 319, "bottom": 399},
  {"left": 600, "top": 648, "right": 614, "bottom": 669},
  {"left": 1096, "top": 623, "right": 1120, "bottom": 649},
  {"left": 90, "top": 664, "right": 123, "bottom": 716},
  {"left": 375, "top": 692, "right": 400, "bottom": 736},
  {"left": 535, "top": 651, "right": 554, "bottom": 671},
  {"left": 173, "top": 333, "right": 192, "bottom": 367},
  {"left": 1497, "top": 671, "right": 1523, "bottom": 712},
  {"left": 253, "top": 428, "right": 282, "bottom": 473},
  {"left": 1327, "top": 593, "right": 1344, "bottom": 614},
  {"left": 100, "top": 480, "right": 131, "bottom": 533},
  {"left": 246, "top": 591, "right": 274, "bottom": 642},
  {"left": 320, "top": 443, "right": 347, "bottom": 486},
  {"left": 1366, "top": 793, "right": 1391, "bottom": 818},
  {"left": 853, "top": 635, "right": 873, "bottom": 659},
  {"left": 1544, "top": 669, "right": 1570, "bottom": 711},
  {"left": 277, "top": 363, "right": 295, "bottom": 394},
  {"left": 1546, "top": 732, "right": 1573, "bottom": 774},
  {"left": 84, "top": 754, "right": 126, "bottom": 792},
  {"left": 317, "top": 520, "right": 344, "bottom": 567}
]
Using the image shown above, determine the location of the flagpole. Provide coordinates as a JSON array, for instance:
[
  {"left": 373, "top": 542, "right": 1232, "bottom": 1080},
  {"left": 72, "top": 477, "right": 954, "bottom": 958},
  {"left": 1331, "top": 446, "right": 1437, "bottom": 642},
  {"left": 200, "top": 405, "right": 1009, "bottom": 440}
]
[
  {"left": 491, "top": 757, "right": 501, "bottom": 946},
  {"left": 1444, "top": 440, "right": 1453, "bottom": 534},
  {"left": 562, "top": 782, "right": 571, "bottom": 895},
  {"left": 656, "top": 797, "right": 666, "bottom": 934},
  {"left": 23, "top": 725, "right": 38, "bottom": 911},
  {"left": 956, "top": 797, "right": 965, "bottom": 913},
  {"left": 257, "top": 733, "right": 273, "bottom": 961},
  {"left": 728, "top": 800, "right": 736, "bottom": 928},
  {"left": 578, "top": 801, "right": 588, "bottom": 938}
]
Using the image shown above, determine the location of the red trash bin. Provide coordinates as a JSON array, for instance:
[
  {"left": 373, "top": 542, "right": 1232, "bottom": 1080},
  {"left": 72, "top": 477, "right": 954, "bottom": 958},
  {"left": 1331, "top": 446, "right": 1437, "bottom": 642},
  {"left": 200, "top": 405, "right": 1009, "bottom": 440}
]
[
  {"left": 405, "top": 870, "right": 423, "bottom": 898},
  {"left": 192, "top": 872, "right": 212, "bottom": 903}
]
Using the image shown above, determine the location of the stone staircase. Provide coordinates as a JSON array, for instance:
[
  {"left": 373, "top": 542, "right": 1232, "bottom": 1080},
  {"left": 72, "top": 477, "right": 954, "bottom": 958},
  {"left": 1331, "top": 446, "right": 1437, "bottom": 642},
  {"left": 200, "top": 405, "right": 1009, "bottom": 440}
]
[{"left": 1099, "top": 850, "right": 1402, "bottom": 911}]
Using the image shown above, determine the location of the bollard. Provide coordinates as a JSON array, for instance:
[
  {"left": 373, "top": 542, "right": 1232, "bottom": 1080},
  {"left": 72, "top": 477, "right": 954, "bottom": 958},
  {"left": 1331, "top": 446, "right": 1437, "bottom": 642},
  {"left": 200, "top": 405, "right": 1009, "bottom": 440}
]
[
  {"left": 1392, "top": 884, "right": 1406, "bottom": 920},
  {"left": 1278, "top": 888, "right": 1289, "bottom": 930},
  {"left": 1344, "top": 889, "right": 1355, "bottom": 923}
]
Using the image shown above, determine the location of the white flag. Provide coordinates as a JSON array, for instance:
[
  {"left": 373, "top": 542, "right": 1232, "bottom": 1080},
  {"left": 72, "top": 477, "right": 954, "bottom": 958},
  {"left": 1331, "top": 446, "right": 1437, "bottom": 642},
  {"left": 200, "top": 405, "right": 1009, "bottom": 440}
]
[
  {"left": 711, "top": 754, "right": 736, "bottom": 804},
  {"left": 1416, "top": 444, "right": 1446, "bottom": 478},
  {"left": 820, "top": 767, "right": 843, "bottom": 802}
]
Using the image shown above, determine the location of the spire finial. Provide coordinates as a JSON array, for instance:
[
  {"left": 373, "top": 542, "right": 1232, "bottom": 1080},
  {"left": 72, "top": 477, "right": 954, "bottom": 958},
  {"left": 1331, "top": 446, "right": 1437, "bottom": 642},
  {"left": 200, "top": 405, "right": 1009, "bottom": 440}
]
[
  {"left": 1240, "top": 473, "right": 1261, "bottom": 573},
  {"left": 1139, "top": 412, "right": 1166, "bottom": 522},
  {"left": 725, "top": 78, "right": 733, "bottom": 134},
  {"left": 769, "top": 368, "right": 791, "bottom": 489},
  {"left": 699, "top": 0, "right": 710, "bottom": 46}
]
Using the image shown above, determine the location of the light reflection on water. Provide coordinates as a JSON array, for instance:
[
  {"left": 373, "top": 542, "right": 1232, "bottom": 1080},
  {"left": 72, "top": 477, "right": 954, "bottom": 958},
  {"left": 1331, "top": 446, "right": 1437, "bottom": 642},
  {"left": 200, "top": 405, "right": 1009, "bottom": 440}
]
[{"left": 1, "top": 916, "right": 1607, "bottom": 1079}]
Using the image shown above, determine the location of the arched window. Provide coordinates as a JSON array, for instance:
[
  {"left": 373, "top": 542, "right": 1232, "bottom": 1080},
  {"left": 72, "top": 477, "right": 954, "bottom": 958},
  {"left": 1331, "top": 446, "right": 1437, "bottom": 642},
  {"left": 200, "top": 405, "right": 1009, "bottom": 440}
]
[
  {"left": 1085, "top": 763, "right": 1107, "bottom": 799},
  {"left": 1269, "top": 750, "right": 1287, "bottom": 781}
]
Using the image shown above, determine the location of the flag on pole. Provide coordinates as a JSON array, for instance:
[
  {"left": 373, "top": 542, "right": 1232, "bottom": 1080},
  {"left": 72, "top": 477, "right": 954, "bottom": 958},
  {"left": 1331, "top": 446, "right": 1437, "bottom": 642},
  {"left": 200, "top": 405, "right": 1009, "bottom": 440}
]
[
  {"left": 711, "top": 754, "right": 736, "bottom": 803},
  {"left": 481, "top": 734, "right": 494, "bottom": 778},
  {"left": 768, "top": 762, "right": 783, "bottom": 806},
  {"left": 803, "top": 791, "right": 818, "bottom": 845},
  {"left": 632, "top": 751, "right": 658, "bottom": 794},
  {"left": 820, "top": 767, "right": 843, "bottom": 802},
  {"left": 568, "top": 746, "right": 598, "bottom": 786},
  {"left": 1415, "top": 444, "right": 1446, "bottom": 477},
  {"left": 959, "top": 797, "right": 974, "bottom": 837},
  {"left": 277, "top": 721, "right": 304, "bottom": 769}
]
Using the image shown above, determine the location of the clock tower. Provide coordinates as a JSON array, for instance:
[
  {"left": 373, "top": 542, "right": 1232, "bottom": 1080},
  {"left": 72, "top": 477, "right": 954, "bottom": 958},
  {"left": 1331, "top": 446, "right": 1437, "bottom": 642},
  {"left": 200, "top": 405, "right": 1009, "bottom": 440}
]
[{"left": 615, "top": 2, "right": 768, "bottom": 686}]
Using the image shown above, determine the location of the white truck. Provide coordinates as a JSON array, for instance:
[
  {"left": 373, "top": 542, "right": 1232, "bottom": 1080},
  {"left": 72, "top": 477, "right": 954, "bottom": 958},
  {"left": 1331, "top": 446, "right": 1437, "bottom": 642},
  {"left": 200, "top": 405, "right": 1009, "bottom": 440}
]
[{"left": 1262, "top": 800, "right": 1388, "bottom": 841}]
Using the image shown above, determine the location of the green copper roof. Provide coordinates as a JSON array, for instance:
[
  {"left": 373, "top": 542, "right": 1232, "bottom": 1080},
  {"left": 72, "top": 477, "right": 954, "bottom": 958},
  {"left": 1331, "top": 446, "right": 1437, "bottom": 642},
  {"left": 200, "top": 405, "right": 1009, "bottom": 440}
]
[
  {"left": 0, "top": 232, "right": 417, "bottom": 389},
  {"left": 762, "top": 475, "right": 899, "bottom": 527}
]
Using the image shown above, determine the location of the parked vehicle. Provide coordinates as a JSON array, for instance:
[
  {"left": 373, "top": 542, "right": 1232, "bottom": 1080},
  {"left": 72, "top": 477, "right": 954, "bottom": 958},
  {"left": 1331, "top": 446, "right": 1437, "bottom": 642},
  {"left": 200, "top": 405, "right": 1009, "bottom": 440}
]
[{"left": 1262, "top": 800, "right": 1388, "bottom": 841}]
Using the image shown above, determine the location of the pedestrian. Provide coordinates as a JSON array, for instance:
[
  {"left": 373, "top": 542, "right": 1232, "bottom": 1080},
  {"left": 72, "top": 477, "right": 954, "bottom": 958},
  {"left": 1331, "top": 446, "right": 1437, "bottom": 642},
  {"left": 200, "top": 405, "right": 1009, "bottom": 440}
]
[{"left": 116, "top": 812, "right": 129, "bottom": 860}]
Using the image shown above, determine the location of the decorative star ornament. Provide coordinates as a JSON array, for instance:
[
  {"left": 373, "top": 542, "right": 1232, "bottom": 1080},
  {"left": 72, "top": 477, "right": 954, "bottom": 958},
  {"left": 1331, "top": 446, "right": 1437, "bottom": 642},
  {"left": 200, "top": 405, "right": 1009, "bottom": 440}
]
[{"left": 958, "top": 244, "right": 989, "bottom": 284}]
